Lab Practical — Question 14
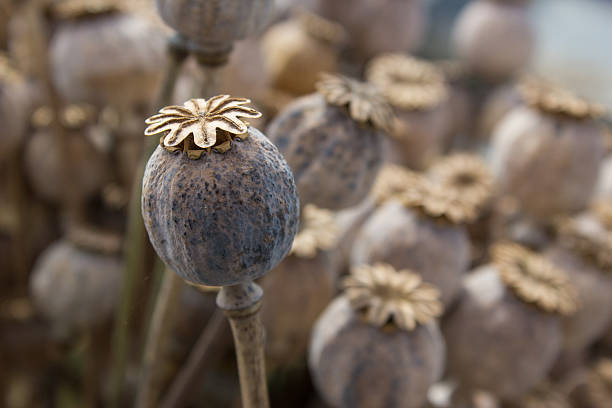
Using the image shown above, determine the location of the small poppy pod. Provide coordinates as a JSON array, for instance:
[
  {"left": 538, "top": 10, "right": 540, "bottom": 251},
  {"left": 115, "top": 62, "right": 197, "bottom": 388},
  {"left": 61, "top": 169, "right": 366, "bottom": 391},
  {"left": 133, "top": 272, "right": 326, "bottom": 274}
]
[
  {"left": 490, "top": 81, "right": 606, "bottom": 219},
  {"left": 267, "top": 74, "right": 391, "bottom": 211},
  {"left": 49, "top": 6, "right": 166, "bottom": 108},
  {"left": 24, "top": 117, "right": 111, "bottom": 204},
  {"left": 0, "top": 54, "right": 31, "bottom": 162},
  {"left": 309, "top": 263, "right": 445, "bottom": 408},
  {"left": 452, "top": 0, "right": 534, "bottom": 80},
  {"left": 261, "top": 205, "right": 341, "bottom": 367},
  {"left": 142, "top": 95, "right": 299, "bottom": 286},
  {"left": 155, "top": 0, "right": 273, "bottom": 60},
  {"left": 261, "top": 11, "right": 345, "bottom": 96},
  {"left": 307, "top": 0, "right": 427, "bottom": 61},
  {"left": 366, "top": 54, "right": 450, "bottom": 170},
  {"left": 443, "top": 243, "right": 578, "bottom": 401},
  {"left": 30, "top": 229, "right": 123, "bottom": 334},
  {"left": 351, "top": 165, "right": 484, "bottom": 307}
]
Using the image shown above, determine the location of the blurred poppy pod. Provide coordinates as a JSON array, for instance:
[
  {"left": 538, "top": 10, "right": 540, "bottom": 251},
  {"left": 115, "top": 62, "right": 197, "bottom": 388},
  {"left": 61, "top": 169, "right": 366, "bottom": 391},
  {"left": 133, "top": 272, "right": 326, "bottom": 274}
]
[
  {"left": 546, "top": 211, "right": 612, "bottom": 357},
  {"left": 443, "top": 243, "right": 578, "bottom": 401},
  {"left": 367, "top": 54, "right": 450, "bottom": 169},
  {"left": 267, "top": 74, "right": 391, "bottom": 210},
  {"left": 25, "top": 106, "right": 111, "bottom": 204},
  {"left": 142, "top": 95, "right": 299, "bottom": 286},
  {"left": 261, "top": 11, "right": 345, "bottom": 95},
  {"left": 309, "top": 263, "right": 445, "bottom": 408},
  {"left": 490, "top": 80, "right": 607, "bottom": 219},
  {"left": 307, "top": 0, "right": 427, "bottom": 61},
  {"left": 49, "top": 1, "right": 166, "bottom": 108},
  {"left": 30, "top": 226, "right": 123, "bottom": 335},
  {"left": 261, "top": 204, "right": 340, "bottom": 368},
  {"left": 155, "top": 0, "right": 273, "bottom": 63},
  {"left": 352, "top": 168, "right": 478, "bottom": 307},
  {"left": 0, "top": 54, "right": 31, "bottom": 162},
  {"left": 452, "top": 0, "right": 534, "bottom": 80}
]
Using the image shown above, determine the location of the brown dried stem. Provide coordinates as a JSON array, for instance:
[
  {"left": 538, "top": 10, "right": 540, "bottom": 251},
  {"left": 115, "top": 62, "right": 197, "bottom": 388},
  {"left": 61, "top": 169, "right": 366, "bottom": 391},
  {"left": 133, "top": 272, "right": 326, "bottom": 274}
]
[{"left": 217, "top": 281, "right": 270, "bottom": 408}]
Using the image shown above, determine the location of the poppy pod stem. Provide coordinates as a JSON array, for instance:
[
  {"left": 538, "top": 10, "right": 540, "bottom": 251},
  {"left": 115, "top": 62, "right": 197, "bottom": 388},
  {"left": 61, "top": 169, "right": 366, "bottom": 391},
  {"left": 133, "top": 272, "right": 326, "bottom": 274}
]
[{"left": 217, "top": 281, "right": 270, "bottom": 408}]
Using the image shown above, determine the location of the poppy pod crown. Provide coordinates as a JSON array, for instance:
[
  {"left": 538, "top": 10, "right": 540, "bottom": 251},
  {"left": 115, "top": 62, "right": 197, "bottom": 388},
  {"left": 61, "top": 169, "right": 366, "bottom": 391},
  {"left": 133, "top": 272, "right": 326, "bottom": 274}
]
[
  {"left": 492, "top": 242, "right": 578, "bottom": 315},
  {"left": 343, "top": 263, "right": 443, "bottom": 331}
]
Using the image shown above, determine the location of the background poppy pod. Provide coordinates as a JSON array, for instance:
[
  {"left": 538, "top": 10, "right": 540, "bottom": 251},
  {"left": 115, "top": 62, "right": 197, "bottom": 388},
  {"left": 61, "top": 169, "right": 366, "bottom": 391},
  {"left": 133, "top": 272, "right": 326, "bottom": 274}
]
[{"left": 142, "top": 96, "right": 299, "bottom": 286}]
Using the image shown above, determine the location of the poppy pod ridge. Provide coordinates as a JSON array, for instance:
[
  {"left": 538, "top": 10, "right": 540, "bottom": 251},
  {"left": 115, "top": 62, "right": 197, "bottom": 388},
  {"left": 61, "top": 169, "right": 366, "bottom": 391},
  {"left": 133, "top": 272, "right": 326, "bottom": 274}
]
[
  {"left": 443, "top": 243, "right": 578, "bottom": 401},
  {"left": 267, "top": 73, "right": 391, "bottom": 211},
  {"left": 309, "top": 263, "right": 445, "bottom": 408}
]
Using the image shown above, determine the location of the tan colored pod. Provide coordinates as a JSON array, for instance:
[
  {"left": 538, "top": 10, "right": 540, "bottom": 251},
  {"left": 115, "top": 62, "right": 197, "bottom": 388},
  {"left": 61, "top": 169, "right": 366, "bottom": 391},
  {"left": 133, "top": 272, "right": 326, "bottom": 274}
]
[
  {"left": 49, "top": 10, "right": 165, "bottom": 108},
  {"left": 309, "top": 264, "right": 445, "bottom": 408},
  {"left": 443, "top": 243, "right": 578, "bottom": 400},
  {"left": 367, "top": 54, "right": 450, "bottom": 170},
  {"left": 30, "top": 235, "right": 122, "bottom": 333},
  {"left": 491, "top": 82, "right": 606, "bottom": 218},
  {"left": 261, "top": 12, "right": 343, "bottom": 95},
  {"left": 453, "top": 0, "right": 533, "bottom": 80},
  {"left": 308, "top": 0, "right": 427, "bottom": 61},
  {"left": 267, "top": 75, "right": 392, "bottom": 210},
  {"left": 352, "top": 200, "right": 469, "bottom": 307}
]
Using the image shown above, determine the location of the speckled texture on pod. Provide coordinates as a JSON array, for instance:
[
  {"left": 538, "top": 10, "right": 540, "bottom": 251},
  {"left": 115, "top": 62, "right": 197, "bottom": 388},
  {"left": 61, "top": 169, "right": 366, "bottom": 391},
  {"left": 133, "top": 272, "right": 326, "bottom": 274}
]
[
  {"left": 443, "top": 265, "right": 562, "bottom": 400},
  {"left": 309, "top": 296, "right": 445, "bottom": 408},
  {"left": 30, "top": 240, "right": 122, "bottom": 333},
  {"left": 351, "top": 200, "right": 470, "bottom": 307},
  {"left": 142, "top": 127, "right": 299, "bottom": 286},
  {"left": 490, "top": 106, "right": 605, "bottom": 218},
  {"left": 267, "top": 94, "right": 382, "bottom": 211}
]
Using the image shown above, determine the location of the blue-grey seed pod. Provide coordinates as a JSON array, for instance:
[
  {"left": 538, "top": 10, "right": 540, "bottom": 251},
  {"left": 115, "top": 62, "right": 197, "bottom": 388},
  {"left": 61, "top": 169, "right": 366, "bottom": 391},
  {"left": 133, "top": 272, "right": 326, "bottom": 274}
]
[{"left": 142, "top": 126, "right": 299, "bottom": 286}]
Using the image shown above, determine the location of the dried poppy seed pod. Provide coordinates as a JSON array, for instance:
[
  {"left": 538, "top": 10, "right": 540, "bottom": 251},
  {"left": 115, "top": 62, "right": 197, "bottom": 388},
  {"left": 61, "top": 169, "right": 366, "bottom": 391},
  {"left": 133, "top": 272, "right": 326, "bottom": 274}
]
[
  {"left": 452, "top": 0, "right": 533, "bottom": 80},
  {"left": 25, "top": 110, "right": 110, "bottom": 204},
  {"left": 352, "top": 166, "right": 484, "bottom": 307},
  {"left": 309, "top": 263, "right": 445, "bottom": 408},
  {"left": 0, "top": 54, "right": 31, "bottom": 162},
  {"left": 491, "top": 80, "right": 606, "bottom": 219},
  {"left": 49, "top": 3, "right": 166, "bottom": 108},
  {"left": 267, "top": 74, "right": 390, "bottom": 210},
  {"left": 443, "top": 243, "right": 578, "bottom": 401},
  {"left": 307, "top": 0, "right": 427, "bottom": 61},
  {"left": 367, "top": 54, "right": 450, "bottom": 169},
  {"left": 261, "top": 205, "right": 340, "bottom": 367},
  {"left": 546, "top": 212, "right": 612, "bottom": 355},
  {"left": 155, "top": 0, "right": 273, "bottom": 63},
  {"left": 261, "top": 11, "right": 345, "bottom": 95},
  {"left": 30, "top": 227, "right": 123, "bottom": 334},
  {"left": 142, "top": 95, "right": 299, "bottom": 286}
]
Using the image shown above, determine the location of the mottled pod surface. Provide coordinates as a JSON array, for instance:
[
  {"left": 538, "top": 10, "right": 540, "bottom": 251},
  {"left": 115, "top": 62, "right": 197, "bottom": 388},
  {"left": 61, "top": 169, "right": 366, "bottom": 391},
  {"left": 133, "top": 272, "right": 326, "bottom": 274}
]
[
  {"left": 490, "top": 107, "right": 605, "bottom": 218},
  {"left": 443, "top": 266, "right": 562, "bottom": 400},
  {"left": 155, "top": 0, "right": 272, "bottom": 53},
  {"left": 351, "top": 200, "right": 470, "bottom": 307},
  {"left": 309, "top": 296, "right": 445, "bottom": 408},
  {"left": 267, "top": 94, "right": 382, "bottom": 210},
  {"left": 142, "top": 127, "right": 299, "bottom": 286},
  {"left": 30, "top": 240, "right": 122, "bottom": 332}
]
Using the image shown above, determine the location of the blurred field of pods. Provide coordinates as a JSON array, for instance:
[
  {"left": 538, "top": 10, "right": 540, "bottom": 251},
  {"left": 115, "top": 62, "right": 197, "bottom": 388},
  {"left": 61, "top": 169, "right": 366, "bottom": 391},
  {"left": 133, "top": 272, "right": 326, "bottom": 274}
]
[{"left": 1, "top": 0, "right": 612, "bottom": 407}]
